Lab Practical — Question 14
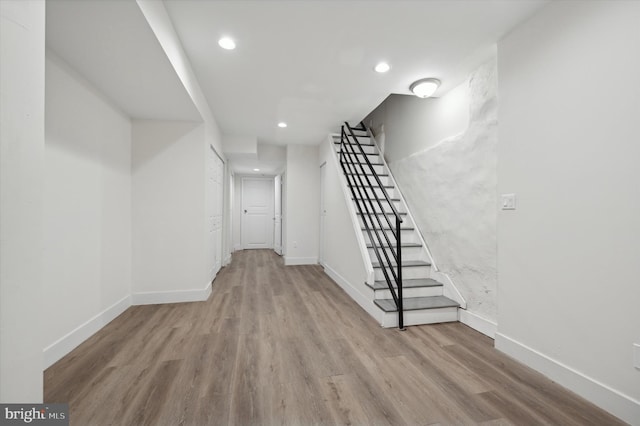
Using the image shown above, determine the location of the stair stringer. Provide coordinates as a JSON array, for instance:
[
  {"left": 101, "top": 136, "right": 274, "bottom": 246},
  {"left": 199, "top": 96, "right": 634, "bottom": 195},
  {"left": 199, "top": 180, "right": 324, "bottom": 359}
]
[
  {"left": 321, "top": 134, "right": 385, "bottom": 325},
  {"left": 365, "top": 128, "right": 468, "bottom": 310}
]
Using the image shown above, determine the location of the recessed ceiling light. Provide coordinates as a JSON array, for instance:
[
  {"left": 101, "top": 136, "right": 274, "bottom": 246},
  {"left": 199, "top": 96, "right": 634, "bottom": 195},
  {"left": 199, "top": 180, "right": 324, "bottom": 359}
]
[
  {"left": 374, "top": 62, "right": 390, "bottom": 73},
  {"left": 218, "top": 37, "right": 236, "bottom": 50},
  {"left": 253, "top": 168, "right": 260, "bottom": 172},
  {"left": 277, "top": 122, "right": 287, "bottom": 128},
  {"left": 410, "top": 78, "right": 440, "bottom": 98}
]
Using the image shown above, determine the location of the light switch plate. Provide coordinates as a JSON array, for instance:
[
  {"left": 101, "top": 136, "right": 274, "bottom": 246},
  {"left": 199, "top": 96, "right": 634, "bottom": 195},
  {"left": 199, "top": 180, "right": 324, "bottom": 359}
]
[
  {"left": 634, "top": 343, "right": 640, "bottom": 370},
  {"left": 501, "top": 193, "right": 516, "bottom": 210}
]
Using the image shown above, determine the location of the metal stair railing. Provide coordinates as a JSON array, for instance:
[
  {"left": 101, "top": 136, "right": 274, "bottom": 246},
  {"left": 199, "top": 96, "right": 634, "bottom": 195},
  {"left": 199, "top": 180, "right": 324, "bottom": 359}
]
[{"left": 339, "top": 122, "right": 404, "bottom": 330}]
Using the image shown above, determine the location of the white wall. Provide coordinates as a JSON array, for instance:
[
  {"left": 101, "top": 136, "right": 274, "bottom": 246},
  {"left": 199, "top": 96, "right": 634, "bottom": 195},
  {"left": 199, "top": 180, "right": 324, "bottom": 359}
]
[
  {"left": 365, "top": 84, "right": 469, "bottom": 164},
  {"left": 0, "top": 0, "right": 45, "bottom": 402},
  {"left": 363, "top": 60, "right": 499, "bottom": 327},
  {"left": 43, "top": 52, "right": 132, "bottom": 367},
  {"left": 284, "top": 145, "right": 320, "bottom": 265},
  {"left": 319, "top": 138, "right": 379, "bottom": 320},
  {"left": 497, "top": 2, "right": 640, "bottom": 423},
  {"left": 132, "top": 120, "right": 210, "bottom": 303}
]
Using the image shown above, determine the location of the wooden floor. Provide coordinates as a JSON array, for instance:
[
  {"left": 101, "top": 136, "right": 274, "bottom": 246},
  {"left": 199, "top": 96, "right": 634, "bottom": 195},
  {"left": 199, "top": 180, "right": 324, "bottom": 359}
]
[{"left": 45, "top": 249, "right": 624, "bottom": 426}]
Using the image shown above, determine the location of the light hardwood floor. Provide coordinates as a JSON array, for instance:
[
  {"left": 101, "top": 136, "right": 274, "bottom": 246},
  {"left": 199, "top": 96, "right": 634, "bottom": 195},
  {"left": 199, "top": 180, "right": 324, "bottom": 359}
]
[{"left": 45, "top": 249, "right": 625, "bottom": 425}]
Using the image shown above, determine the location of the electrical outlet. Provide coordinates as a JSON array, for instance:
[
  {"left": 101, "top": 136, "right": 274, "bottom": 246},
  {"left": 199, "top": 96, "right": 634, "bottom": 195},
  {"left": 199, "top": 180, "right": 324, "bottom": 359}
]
[{"left": 634, "top": 343, "right": 640, "bottom": 370}]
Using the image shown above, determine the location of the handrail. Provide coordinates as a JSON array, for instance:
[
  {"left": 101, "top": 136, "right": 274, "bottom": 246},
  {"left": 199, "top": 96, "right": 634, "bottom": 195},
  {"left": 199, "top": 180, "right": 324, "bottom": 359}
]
[{"left": 339, "top": 122, "right": 404, "bottom": 330}]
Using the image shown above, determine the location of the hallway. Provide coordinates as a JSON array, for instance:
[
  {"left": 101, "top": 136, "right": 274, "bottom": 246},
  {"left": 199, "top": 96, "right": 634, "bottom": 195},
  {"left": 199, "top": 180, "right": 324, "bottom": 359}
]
[{"left": 45, "top": 250, "right": 622, "bottom": 425}]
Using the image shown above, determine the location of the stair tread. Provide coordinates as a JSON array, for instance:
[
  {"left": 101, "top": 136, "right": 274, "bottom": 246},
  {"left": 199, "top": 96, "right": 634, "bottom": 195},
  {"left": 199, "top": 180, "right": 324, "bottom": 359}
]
[
  {"left": 371, "top": 260, "right": 431, "bottom": 268},
  {"left": 334, "top": 141, "right": 375, "bottom": 147},
  {"left": 358, "top": 211, "right": 406, "bottom": 216},
  {"left": 338, "top": 151, "right": 378, "bottom": 156},
  {"left": 354, "top": 197, "right": 398, "bottom": 201},
  {"left": 366, "top": 242, "right": 421, "bottom": 248},
  {"left": 352, "top": 184, "right": 394, "bottom": 188},
  {"left": 347, "top": 173, "right": 388, "bottom": 176},
  {"left": 375, "top": 296, "right": 459, "bottom": 312},
  {"left": 362, "top": 226, "right": 414, "bottom": 230},
  {"left": 370, "top": 278, "right": 442, "bottom": 290}
]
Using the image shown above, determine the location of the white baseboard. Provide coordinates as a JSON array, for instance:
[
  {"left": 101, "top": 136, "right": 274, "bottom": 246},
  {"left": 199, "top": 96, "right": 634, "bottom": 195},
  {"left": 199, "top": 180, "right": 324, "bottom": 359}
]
[
  {"left": 132, "top": 282, "right": 212, "bottom": 305},
  {"left": 323, "top": 263, "right": 383, "bottom": 325},
  {"left": 284, "top": 256, "right": 318, "bottom": 266},
  {"left": 496, "top": 332, "right": 640, "bottom": 425},
  {"left": 233, "top": 244, "right": 242, "bottom": 251},
  {"left": 458, "top": 309, "right": 497, "bottom": 338},
  {"left": 223, "top": 254, "right": 232, "bottom": 266},
  {"left": 43, "top": 295, "right": 131, "bottom": 369}
]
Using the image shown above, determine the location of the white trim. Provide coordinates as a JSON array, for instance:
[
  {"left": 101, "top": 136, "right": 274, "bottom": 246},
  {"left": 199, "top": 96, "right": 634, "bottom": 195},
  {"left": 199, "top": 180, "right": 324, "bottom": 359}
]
[
  {"left": 431, "top": 270, "right": 467, "bottom": 309},
  {"left": 323, "top": 263, "right": 384, "bottom": 325},
  {"left": 495, "top": 332, "right": 640, "bottom": 425},
  {"left": 43, "top": 295, "right": 131, "bottom": 369},
  {"left": 233, "top": 244, "right": 242, "bottom": 252},
  {"left": 223, "top": 254, "right": 232, "bottom": 266},
  {"left": 458, "top": 309, "right": 496, "bottom": 338},
  {"left": 284, "top": 256, "right": 318, "bottom": 266},
  {"left": 132, "top": 281, "right": 212, "bottom": 305}
]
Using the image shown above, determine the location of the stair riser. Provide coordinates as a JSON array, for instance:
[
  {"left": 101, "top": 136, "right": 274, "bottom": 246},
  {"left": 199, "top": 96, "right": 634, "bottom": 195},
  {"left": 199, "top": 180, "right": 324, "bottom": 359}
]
[
  {"left": 355, "top": 200, "right": 402, "bottom": 213},
  {"left": 342, "top": 163, "right": 386, "bottom": 174},
  {"left": 368, "top": 246, "right": 423, "bottom": 261},
  {"left": 335, "top": 143, "right": 378, "bottom": 155},
  {"left": 374, "top": 286, "right": 442, "bottom": 299},
  {"left": 340, "top": 153, "right": 381, "bottom": 165},
  {"left": 344, "top": 135, "right": 374, "bottom": 144},
  {"left": 346, "top": 174, "right": 391, "bottom": 186},
  {"left": 351, "top": 186, "right": 397, "bottom": 199},
  {"left": 374, "top": 265, "right": 430, "bottom": 281},
  {"left": 359, "top": 215, "right": 413, "bottom": 230},
  {"left": 381, "top": 307, "right": 458, "bottom": 328},
  {"left": 363, "top": 229, "right": 419, "bottom": 245}
]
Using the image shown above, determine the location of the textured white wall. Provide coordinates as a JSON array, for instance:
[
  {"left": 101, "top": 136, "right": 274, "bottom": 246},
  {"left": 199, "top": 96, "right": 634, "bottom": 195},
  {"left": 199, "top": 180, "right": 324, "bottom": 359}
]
[
  {"left": 44, "top": 52, "right": 132, "bottom": 358},
  {"left": 0, "top": 0, "right": 45, "bottom": 402},
  {"left": 374, "top": 60, "right": 498, "bottom": 323},
  {"left": 497, "top": 1, "right": 640, "bottom": 422},
  {"left": 284, "top": 145, "right": 320, "bottom": 264},
  {"left": 132, "top": 121, "right": 208, "bottom": 297},
  {"left": 366, "top": 84, "right": 469, "bottom": 164}
]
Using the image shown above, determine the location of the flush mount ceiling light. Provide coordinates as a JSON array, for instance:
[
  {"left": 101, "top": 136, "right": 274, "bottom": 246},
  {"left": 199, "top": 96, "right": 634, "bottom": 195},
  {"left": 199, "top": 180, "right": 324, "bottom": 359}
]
[
  {"left": 253, "top": 168, "right": 260, "bottom": 172},
  {"left": 374, "top": 62, "right": 390, "bottom": 73},
  {"left": 277, "top": 122, "right": 287, "bottom": 128},
  {"left": 410, "top": 78, "right": 440, "bottom": 98},
  {"left": 218, "top": 37, "right": 236, "bottom": 50}
]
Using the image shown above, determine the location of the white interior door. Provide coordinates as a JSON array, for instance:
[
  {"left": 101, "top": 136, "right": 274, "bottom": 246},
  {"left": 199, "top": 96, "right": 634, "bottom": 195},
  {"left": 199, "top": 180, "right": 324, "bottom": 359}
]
[
  {"left": 274, "top": 174, "right": 283, "bottom": 255},
  {"left": 319, "top": 163, "right": 326, "bottom": 265},
  {"left": 207, "top": 146, "right": 224, "bottom": 281},
  {"left": 241, "top": 177, "right": 274, "bottom": 249}
]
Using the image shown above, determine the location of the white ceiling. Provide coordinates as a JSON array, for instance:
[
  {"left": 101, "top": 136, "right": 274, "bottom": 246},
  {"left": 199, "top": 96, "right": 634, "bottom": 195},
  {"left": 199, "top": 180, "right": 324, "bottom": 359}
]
[
  {"left": 164, "top": 0, "right": 548, "bottom": 146},
  {"left": 45, "top": 0, "right": 547, "bottom": 174},
  {"left": 46, "top": 0, "right": 201, "bottom": 122}
]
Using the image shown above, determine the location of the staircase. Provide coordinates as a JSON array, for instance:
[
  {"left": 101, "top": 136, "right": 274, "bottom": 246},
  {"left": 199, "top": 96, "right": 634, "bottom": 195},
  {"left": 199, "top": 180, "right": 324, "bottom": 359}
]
[{"left": 333, "top": 122, "right": 459, "bottom": 328}]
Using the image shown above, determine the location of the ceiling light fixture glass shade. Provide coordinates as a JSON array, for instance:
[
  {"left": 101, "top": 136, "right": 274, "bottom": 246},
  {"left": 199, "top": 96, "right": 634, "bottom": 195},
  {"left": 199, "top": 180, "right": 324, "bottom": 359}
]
[
  {"left": 410, "top": 78, "right": 440, "bottom": 98},
  {"left": 374, "top": 62, "right": 390, "bottom": 73},
  {"left": 218, "top": 37, "right": 236, "bottom": 50},
  {"left": 253, "top": 168, "right": 260, "bottom": 172},
  {"left": 277, "top": 122, "right": 287, "bottom": 128}
]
